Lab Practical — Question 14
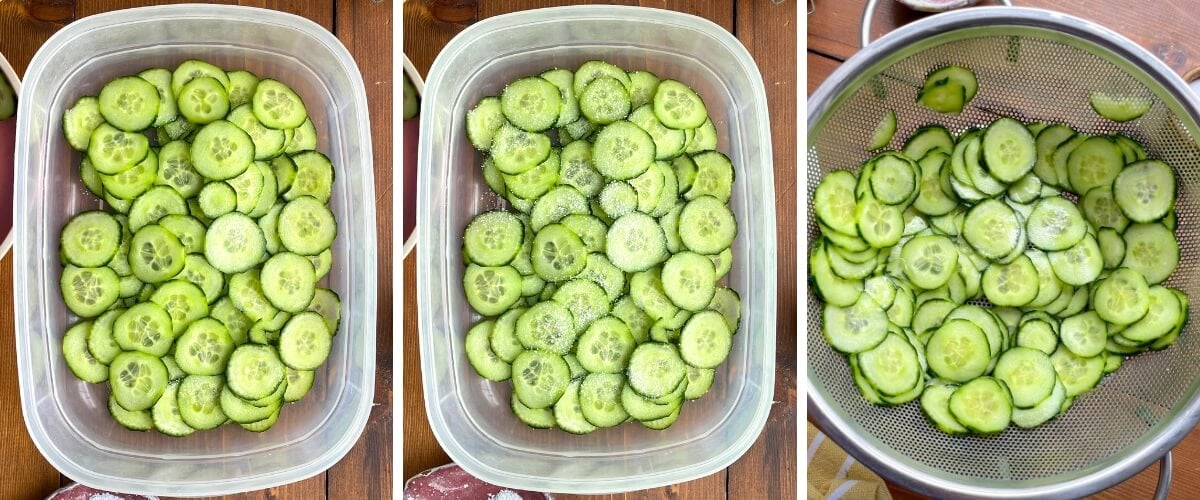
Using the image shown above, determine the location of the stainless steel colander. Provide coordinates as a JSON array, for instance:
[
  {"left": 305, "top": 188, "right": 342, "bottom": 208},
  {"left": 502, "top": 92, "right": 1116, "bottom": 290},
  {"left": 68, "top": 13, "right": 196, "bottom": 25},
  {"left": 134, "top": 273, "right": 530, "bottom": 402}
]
[{"left": 807, "top": 5, "right": 1200, "bottom": 498}]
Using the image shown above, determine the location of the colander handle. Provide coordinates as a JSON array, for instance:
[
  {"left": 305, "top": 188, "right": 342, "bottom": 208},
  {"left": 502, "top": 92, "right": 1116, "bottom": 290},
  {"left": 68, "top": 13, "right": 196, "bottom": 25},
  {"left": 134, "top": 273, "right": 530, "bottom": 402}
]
[
  {"left": 860, "top": 0, "right": 1015, "bottom": 47},
  {"left": 1152, "top": 452, "right": 1172, "bottom": 500}
]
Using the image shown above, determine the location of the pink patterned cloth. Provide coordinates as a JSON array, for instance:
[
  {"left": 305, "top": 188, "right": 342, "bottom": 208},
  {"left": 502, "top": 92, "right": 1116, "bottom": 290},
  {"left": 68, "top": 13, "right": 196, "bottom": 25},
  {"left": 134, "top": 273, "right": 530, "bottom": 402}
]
[{"left": 404, "top": 463, "right": 552, "bottom": 500}]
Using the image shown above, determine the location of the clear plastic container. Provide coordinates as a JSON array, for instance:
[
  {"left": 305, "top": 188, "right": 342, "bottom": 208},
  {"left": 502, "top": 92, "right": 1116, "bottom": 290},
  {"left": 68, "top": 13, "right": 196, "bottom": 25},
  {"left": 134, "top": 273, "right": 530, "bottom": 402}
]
[
  {"left": 12, "top": 5, "right": 377, "bottom": 497},
  {"left": 416, "top": 6, "right": 777, "bottom": 494}
]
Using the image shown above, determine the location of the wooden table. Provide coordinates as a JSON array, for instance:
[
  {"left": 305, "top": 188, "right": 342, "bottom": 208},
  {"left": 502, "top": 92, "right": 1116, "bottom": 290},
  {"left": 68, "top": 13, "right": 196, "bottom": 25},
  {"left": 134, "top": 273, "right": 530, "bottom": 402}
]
[
  {"left": 0, "top": 2, "right": 392, "bottom": 499},
  {"left": 403, "top": 1, "right": 797, "bottom": 498},
  {"left": 808, "top": 1, "right": 1200, "bottom": 498}
]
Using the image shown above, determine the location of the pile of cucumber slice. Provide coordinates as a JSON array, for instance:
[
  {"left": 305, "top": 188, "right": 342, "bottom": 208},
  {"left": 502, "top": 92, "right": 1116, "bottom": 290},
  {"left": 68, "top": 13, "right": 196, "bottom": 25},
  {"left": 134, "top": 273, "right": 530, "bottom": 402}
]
[
  {"left": 461, "top": 60, "right": 742, "bottom": 433},
  {"left": 815, "top": 65, "right": 1188, "bottom": 435},
  {"left": 57, "top": 60, "right": 341, "bottom": 435}
]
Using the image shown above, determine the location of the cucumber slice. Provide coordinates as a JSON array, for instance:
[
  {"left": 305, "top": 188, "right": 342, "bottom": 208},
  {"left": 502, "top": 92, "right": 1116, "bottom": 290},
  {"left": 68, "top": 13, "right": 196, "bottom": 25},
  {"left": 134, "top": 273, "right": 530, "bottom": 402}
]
[
  {"left": 283, "top": 151, "right": 333, "bottom": 203},
  {"left": 261, "top": 252, "right": 317, "bottom": 313},
  {"left": 539, "top": 68, "right": 580, "bottom": 128},
  {"left": 630, "top": 105, "right": 686, "bottom": 160},
  {"left": 1048, "top": 234, "right": 1103, "bottom": 286},
  {"left": 466, "top": 97, "right": 505, "bottom": 152},
  {"left": 252, "top": 79, "right": 307, "bottom": 129},
  {"left": 174, "top": 318, "right": 235, "bottom": 376},
  {"left": 815, "top": 171, "right": 859, "bottom": 235},
  {"left": 870, "top": 110, "right": 897, "bottom": 150},
  {"left": 129, "top": 186, "right": 188, "bottom": 232},
  {"left": 463, "top": 265, "right": 522, "bottom": 317},
  {"left": 226, "top": 70, "right": 260, "bottom": 109},
  {"left": 678, "top": 310, "right": 733, "bottom": 369},
  {"left": 1092, "top": 268, "right": 1150, "bottom": 326},
  {"left": 152, "top": 381, "right": 195, "bottom": 436},
  {"left": 277, "top": 196, "right": 336, "bottom": 256},
  {"left": 532, "top": 223, "right": 588, "bottom": 280},
  {"left": 921, "top": 383, "right": 969, "bottom": 435},
  {"left": 1121, "top": 223, "right": 1178, "bottom": 285},
  {"left": 178, "top": 77, "right": 230, "bottom": 125},
  {"left": 606, "top": 213, "right": 667, "bottom": 273},
  {"left": 926, "top": 318, "right": 991, "bottom": 382},
  {"left": 204, "top": 213, "right": 266, "bottom": 274},
  {"left": 579, "top": 373, "right": 629, "bottom": 428},
  {"left": 109, "top": 351, "right": 169, "bottom": 411},
  {"left": 60, "top": 211, "right": 121, "bottom": 268},
  {"left": 575, "top": 316, "right": 635, "bottom": 373},
  {"left": 501, "top": 76, "right": 562, "bottom": 132},
  {"left": 229, "top": 104, "right": 286, "bottom": 160},
  {"left": 684, "top": 151, "right": 734, "bottom": 203},
  {"left": 177, "top": 374, "right": 227, "bottom": 430},
  {"left": 64, "top": 321, "right": 109, "bottom": 383},
  {"left": 198, "top": 182, "right": 236, "bottom": 218},
  {"left": 512, "top": 350, "right": 570, "bottom": 409},
  {"left": 553, "top": 380, "right": 594, "bottom": 434},
  {"left": 981, "top": 118, "right": 1036, "bottom": 182},
  {"left": 136, "top": 68, "right": 177, "bottom": 128},
  {"left": 149, "top": 279, "right": 209, "bottom": 335},
  {"left": 949, "top": 377, "right": 1012, "bottom": 434},
  {"left": 1067, "top": 136, "right": 1124, "bottom": 195},
  {"left": 503, "top": 149, "right": 560, "bottom": 201},
  {"left": 1050, "top": 345, "right": 1104, "bottom": 397},
  {"left": 857, "top": 333, "right": 920, "bottom": 396},
  {"left": 822, "top": 294, "right": 887, "bottom": 354},
  {"left": 531, "top": 186, "right": 588, "bottom": 232},
  {"left": 64, "top": 96, "right": 106, "bottom": 151},
  {"left": 1114, "top": 160, "right": 1176, "bottom": 223},
  {"left": 982, "top": 254, "right": 1039, "bottom": 307},
  {"left": 593, "top": 120, "right": 655, "bottom": 180},
  {"left": 1060, "top": 311, "right": 1109, "bottom": 358},
  {"left": 1122, "top": 286, "right": 1182, "bottom": 342},
  {"left": 490, "top": 124, "right": 551, "bottom": 175},
  {"left": 1089, "top": 91, "right": 1151, "bottom": 122},
  {"left": 515, "top": 300, "right": 576, "bottom": 354},
  {"left": 900, "top": 234, "right": 958, "bottom": 290},
  {"left": 579, "top": 77, "right": 630, "bottom": 126},
  {"left": 963, "top": 199, "right": 1020, "bottom": 260},
  {"left": 226, "top": 344, "right": 285, "bottom": 400},
  {"left": 464, "top": 211, "right": 524, "bottom": 266},
  {"left": 869, "top": 153, "right": 918, "bottom": 205},
  {"left": 88, "top": 123, "right": 150, "bottom": 175},
  {"left": 626, "top": 342, "right": 686, "bottom": 399},
  {"left": 628, "top": 70, "right": 661, "bottom": 110},
  {"left": 99, "top": 76, "right": 160, "bottom": 132},
  {"left": 918, "top": 77, "right": 966, "bottom": 114},
  {"left": 551, "top": 278, "right": 609, "bottom": 332},
  {"left": 651, "top": 78, "right": 708, "bottom": 131},
  {"left": 1012, "top": 378, "right": 1067, "bottom": 428},
  {"left": 1081, "top": 186, "right": 1130, "bottom": 233},
  {"left": 109, "top": 393, "right": 153, "bottom": 431},
  {"left": 191, "top": 120, "right": 254, "bottom": 180},
  {"left": 278, "top": 312, "right": 333, "bottom": 370}
]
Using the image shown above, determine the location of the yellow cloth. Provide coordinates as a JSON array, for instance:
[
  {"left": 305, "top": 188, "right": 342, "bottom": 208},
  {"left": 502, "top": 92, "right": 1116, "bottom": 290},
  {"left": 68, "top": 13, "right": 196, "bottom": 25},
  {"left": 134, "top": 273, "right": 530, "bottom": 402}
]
[{"left": 807, "top": 423, "right": 893, "bottom": 500}]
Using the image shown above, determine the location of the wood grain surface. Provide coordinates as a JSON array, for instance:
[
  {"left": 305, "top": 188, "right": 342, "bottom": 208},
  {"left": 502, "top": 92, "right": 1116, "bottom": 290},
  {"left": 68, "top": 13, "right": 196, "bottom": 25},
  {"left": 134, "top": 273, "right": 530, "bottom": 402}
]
[
  {"left": 807, "top": 2, "right": 1200, "bottom": 498},
  {"left": 0, "top": 1, "right": 392, "bottom": 498},
  {"left": 402, "top": 1, "right": 797, "bottom": 498}
]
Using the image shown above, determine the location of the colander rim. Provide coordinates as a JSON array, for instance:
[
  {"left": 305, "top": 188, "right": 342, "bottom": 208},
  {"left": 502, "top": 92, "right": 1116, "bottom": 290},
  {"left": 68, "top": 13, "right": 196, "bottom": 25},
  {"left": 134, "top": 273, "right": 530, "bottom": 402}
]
[{"left": 806, "top": 6, "right": 1200, "bottom": 498}]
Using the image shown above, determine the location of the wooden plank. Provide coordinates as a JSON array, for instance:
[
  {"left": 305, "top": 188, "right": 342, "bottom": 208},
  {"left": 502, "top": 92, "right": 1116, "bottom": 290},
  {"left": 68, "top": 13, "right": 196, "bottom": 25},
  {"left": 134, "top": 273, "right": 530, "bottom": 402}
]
[
  {"left": 0, "top": 255, "right": 63, "bottom": 500},
  {"left": 806, "top": 51, "right": 841, "bottom": 96},
  {"left": 401, "top": 252, "right": 448, "bottom": 482},
  {"left": 327, "top": 1, "right": 394, "bottom": 499},
  {"left": 727, "top": 2, "right": 798, "bottom": 499},
  {"left": 808, "top": 0, "right": 1200, "bottom": 77}
]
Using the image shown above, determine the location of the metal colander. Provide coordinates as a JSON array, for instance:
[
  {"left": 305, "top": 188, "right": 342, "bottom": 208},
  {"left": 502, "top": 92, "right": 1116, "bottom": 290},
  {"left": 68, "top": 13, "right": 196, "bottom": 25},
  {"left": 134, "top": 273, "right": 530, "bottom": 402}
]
[{"left": 807, "top": 6, "right": 1200, "bottom": 499}]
